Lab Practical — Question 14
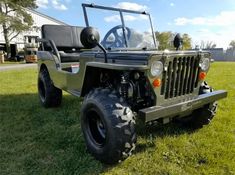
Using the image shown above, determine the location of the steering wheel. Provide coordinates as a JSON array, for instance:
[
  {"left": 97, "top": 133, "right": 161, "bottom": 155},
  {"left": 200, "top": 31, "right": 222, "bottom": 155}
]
[{"left": 102, "top": 25, "right": 131, "bottom": 48}]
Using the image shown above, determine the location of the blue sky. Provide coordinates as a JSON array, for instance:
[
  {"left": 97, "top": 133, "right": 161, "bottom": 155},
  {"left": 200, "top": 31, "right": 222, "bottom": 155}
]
[{"left": 36, "top": 0, "right": 235, "bottom": 49}]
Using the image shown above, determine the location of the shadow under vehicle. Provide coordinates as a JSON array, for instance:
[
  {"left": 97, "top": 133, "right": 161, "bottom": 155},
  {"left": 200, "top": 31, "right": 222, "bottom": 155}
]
[{"left": 36, "top": 3, "right": 227, "bottom": 164}]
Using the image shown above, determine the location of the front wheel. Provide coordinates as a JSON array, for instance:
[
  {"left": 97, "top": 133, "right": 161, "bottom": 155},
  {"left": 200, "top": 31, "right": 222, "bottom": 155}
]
[
  {"left": 179, "top": 82, "right": 218, "bottom": 129},
  {"left": 81, "top": 88, "right": 136, "bottom": 164}
]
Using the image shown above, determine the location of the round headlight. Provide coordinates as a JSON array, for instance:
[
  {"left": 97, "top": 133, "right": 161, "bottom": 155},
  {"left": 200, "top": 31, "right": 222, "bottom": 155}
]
[
  {"left": 200, "top": 58, "right": 210, "bottom": 71},
  {"left": 150, "top": 61, "right": 163, "bottom": 77}
]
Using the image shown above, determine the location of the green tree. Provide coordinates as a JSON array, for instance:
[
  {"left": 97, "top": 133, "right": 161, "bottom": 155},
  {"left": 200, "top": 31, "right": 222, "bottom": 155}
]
[
  {"left": 155, "top": 31, "right": 192, "bottom": 50},
  {"left": 182, "top": 33, "right": 192, "bottom": 50},
  {"left": 155, "top": 31, "right": 175, "bottom": 50},
  {"left": 200, "top": 40, "right": 216, "bottom": 49},
  {"left": 0, "top": 0, "right": 37, "bottom": 57},
  {"left": 229, "top": 40, "right": 235, "bottom": 49}
]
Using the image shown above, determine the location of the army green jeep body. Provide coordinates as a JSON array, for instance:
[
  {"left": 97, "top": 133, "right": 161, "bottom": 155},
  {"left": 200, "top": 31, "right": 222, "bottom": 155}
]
[{"left": 37, "top": 4, "right": 227, "bottom": 164}]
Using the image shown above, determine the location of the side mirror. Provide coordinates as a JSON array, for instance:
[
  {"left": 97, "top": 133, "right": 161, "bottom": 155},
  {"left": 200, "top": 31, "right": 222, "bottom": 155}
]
[
  {"left": 173, "top": 33, "right": 183, "bottom": 50},
  {"left": 80, "top": 27, "right": 100, "bottom": 49},
  {"left": 81, "top": 27, "right": 108, "bottom": 63}
]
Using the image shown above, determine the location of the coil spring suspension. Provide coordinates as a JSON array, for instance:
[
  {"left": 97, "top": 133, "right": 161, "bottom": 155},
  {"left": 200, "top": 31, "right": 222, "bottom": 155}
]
[{"left": 120, "top": 73, "right": 129, "bottom": 99}]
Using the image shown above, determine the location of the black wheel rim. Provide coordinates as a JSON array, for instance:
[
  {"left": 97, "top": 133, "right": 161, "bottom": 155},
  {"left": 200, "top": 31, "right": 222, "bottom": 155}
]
[{"left": 87, "top": 109, "right": 106, "bottom": 147}]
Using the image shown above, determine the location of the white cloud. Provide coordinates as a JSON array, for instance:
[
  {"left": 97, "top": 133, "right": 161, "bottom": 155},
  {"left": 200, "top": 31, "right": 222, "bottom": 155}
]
[
  {"left": 174, "top": 10, "right": 235, "bottom": 48},
  {"left": 174, "top": 10, "right": 235, "bottom": 26},
  {"left": 197, "top": 29, "right": 210, "bottom": 33},
  {"left": 124, "top": 15, "right": 137, "bottom": 21},
  {"left": 175, "top": 17, "right": 207, "bottom": 25},
  {"left": 107, "top": 2, "right": 149, "bottom": 22},
  {"left": 170, "top": 3, "right": 174, "bottom": 7},
  {"left": 37, "top": 0, "right": 68, "bottom": 10},
  {"left": 114, "top": 2, "right": 148, "bottom": 11},
  {"left": 186, "top": 26, "right": 235, "bottom": 49},
  {"left": 52, "top": 0, "right": 67, "bottom": 10},
  {"left": 36, "top": 0, "right": 49, "bottom": 9},
  {"left": 104, "top": 15, "right": 120, "bottom": 23},
  {"left": 104, "top": 14, "right": 148, "bottom": 23},
  {"left": 192, "top": 27, "right": 235, "bottom": 49}
]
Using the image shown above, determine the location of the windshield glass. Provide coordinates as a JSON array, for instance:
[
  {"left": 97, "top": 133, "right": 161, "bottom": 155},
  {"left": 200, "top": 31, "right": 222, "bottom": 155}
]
[
  {"left": 123, "top": 12, "right": 156, "bottom": 49},
  {"left": 84, "top": 5, "right": 156, "bottom": 50}
]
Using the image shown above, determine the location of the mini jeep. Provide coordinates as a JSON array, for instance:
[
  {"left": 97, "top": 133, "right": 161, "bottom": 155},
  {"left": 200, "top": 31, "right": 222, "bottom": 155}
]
[{"left": 37, "top": 3, "right": 227, "bottom": 164}]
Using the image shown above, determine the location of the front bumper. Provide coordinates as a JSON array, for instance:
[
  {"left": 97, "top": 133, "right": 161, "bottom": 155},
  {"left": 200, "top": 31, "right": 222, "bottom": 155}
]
[{"left": 139, "top": 90, "right": 227, "bottom": 123}]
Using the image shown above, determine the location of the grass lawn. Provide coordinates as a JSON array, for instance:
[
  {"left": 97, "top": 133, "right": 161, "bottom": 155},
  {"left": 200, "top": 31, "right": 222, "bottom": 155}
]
[{"left": 0, "top": 62, "right": 234, "bottom": 175}]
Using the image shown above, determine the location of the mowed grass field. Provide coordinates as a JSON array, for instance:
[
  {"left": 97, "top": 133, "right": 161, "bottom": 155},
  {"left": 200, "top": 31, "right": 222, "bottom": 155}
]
[{"left": 0, "top": 62, "right": 234, "bottom": 175}]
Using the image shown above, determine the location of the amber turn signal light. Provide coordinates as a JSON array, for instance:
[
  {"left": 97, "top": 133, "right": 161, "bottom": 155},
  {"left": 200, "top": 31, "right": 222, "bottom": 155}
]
[
  {"left": 199, "top": 72, "right": 206, "bottom": 80},
  {"left": 153, "top": 78, "right": 161, "bottom": 87}
]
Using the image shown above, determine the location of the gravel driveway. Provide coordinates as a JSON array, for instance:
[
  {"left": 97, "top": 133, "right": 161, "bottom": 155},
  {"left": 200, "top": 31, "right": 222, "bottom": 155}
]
[{"left": 0, "top": 64, "right": 37, "bottom": 72}]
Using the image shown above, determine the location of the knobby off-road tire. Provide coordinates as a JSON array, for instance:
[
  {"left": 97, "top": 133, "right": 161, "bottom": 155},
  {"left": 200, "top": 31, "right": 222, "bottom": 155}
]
[
  {"left": 181, "top": 81, "right": 218, "bottom": 129},
  {"left": 38, "top": 68, "right": 62, "bottom": 108},
  {"left": 81, "top": 88, "right": 136, "bottom": 164}
]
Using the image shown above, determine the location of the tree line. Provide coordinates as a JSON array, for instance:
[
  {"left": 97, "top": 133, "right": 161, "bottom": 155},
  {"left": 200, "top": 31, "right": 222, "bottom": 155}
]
[
  {"left": 155, "top": 31, "right": 192, "bottom": 50},
  {"left": 228, "top": 40, "right": 235, "bottom": 50}
]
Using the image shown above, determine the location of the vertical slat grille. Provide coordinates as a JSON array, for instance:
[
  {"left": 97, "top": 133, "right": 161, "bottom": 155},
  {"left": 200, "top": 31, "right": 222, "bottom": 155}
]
[{"left": 161, "top": 56, "right": 200, "bottom": 99}]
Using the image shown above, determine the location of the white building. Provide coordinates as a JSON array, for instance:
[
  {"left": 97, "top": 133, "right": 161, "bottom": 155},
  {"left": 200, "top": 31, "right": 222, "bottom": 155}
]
[{"left": 0, "top": 9, "right": 67, "bottom": 57}]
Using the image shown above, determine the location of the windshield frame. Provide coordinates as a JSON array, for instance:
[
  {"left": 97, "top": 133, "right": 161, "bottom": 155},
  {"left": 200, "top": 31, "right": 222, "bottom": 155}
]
[{"left": 82, "top": 3, "right": 157, "bottom": 49}]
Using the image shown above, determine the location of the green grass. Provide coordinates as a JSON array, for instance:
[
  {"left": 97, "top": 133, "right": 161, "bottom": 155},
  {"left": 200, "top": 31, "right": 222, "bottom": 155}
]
[{"left": 0, "top": 63, "right": 235, "bottom": 175}]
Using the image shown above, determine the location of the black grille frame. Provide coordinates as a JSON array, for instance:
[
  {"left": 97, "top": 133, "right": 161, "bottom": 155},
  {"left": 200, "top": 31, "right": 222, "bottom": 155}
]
[{"left": 161, "top": 56, "right": 200, "bottom": 99}]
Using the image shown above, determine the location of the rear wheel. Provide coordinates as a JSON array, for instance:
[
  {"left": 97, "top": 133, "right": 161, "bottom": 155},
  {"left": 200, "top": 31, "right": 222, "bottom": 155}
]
[
  {"left": 179, "top": 82, "right": 218, "bottom": 129},
  {"left": 81, "top": 88, "right": 136, "bottom": 164},
  {"left": 38, "top": 68, "right": 62, "bottom": 107}
]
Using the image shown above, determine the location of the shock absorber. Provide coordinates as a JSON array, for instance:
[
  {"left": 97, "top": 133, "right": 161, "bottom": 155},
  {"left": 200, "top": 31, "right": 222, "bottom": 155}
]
[{"left": 120, "top": 72, "right": 129, "bottom": 99}]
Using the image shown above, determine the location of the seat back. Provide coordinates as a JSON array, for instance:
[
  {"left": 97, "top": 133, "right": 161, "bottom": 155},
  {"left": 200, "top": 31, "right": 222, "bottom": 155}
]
[{"left": 41, "top": 25, "right": 84, "bottom": 51}]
